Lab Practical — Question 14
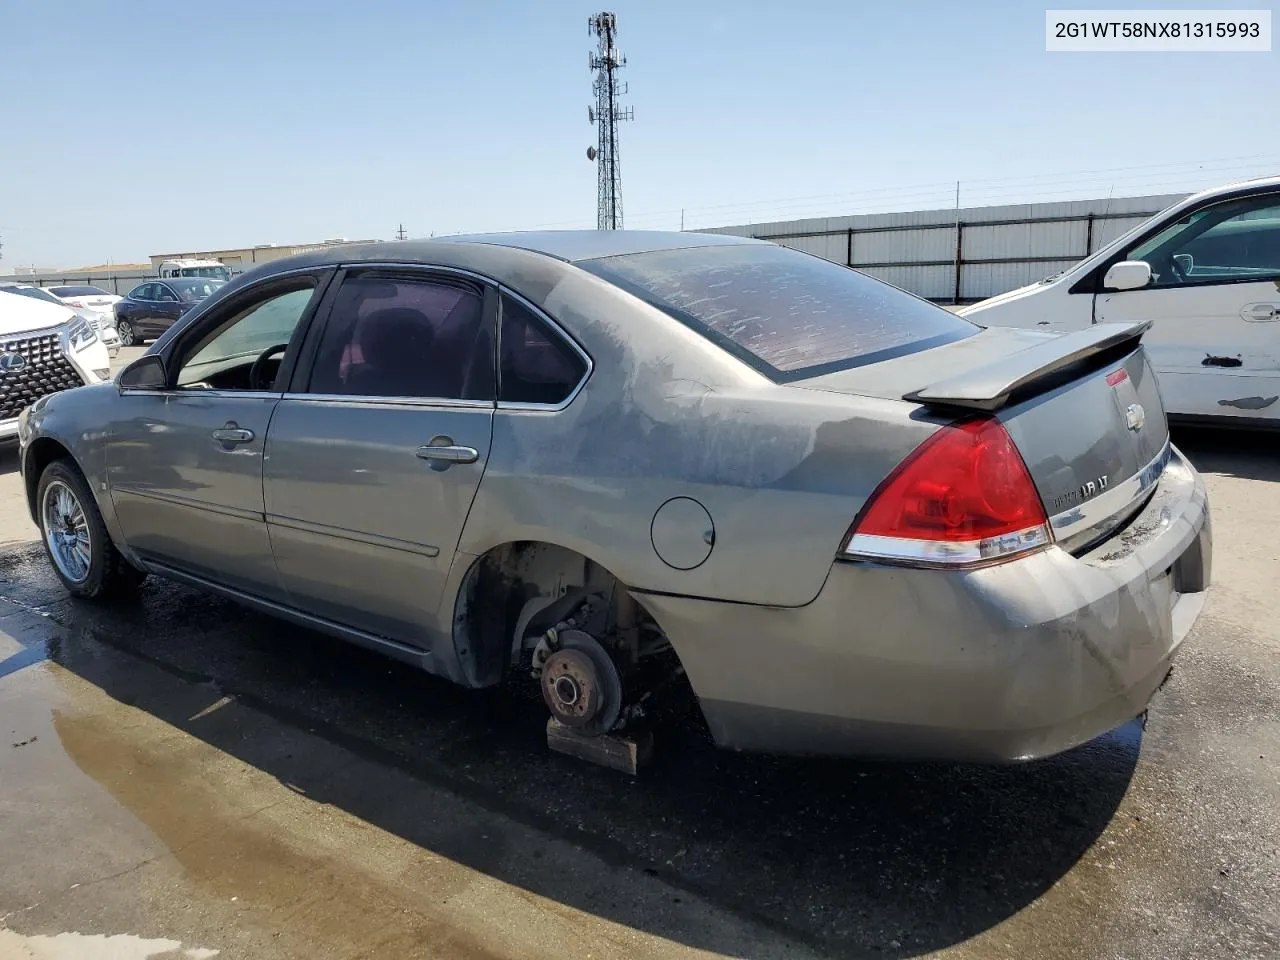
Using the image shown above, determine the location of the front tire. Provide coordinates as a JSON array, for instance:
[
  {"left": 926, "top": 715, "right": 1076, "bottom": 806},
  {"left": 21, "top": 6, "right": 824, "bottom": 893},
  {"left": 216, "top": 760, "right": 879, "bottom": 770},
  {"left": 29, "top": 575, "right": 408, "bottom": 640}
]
[
  {"left": 37, "top": 459, "right": 145, "bottom": 601},
  {"left": 116, "top": 319, "right": 135, "bottom": 346}
]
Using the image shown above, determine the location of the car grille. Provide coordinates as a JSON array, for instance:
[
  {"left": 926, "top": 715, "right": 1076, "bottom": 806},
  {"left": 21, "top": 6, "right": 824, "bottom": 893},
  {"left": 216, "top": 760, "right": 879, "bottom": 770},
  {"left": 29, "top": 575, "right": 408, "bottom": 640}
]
[{"left": 0, "top": 331, "right": 83, "bottom": 421}]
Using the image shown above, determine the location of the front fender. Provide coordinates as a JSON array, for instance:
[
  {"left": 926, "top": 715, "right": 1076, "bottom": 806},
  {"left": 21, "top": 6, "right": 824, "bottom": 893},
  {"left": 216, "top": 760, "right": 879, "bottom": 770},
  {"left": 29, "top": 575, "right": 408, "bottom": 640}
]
[{"left": 20, "top": 385, "right": 133, "bottom": 561}]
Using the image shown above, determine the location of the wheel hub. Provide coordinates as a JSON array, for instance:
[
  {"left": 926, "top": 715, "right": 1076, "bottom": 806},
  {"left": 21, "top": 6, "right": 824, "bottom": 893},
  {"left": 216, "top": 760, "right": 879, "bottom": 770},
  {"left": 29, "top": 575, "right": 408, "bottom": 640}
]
[
  {"left": 539, "top": 629, "right": 624, "bottom": 736},
  {"left": 541, "top": 649, "right": 602, "bottom": 727}
]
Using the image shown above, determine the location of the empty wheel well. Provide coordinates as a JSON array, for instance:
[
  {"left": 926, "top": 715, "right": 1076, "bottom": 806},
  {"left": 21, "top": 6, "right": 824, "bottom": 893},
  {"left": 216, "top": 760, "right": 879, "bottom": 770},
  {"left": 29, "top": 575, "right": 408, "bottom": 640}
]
[
  {"left": 452, "top": 541, "right": 675, "bottom": 689},
  {"left": 23, "top": 437, "right": 74, "bottom": 523}
]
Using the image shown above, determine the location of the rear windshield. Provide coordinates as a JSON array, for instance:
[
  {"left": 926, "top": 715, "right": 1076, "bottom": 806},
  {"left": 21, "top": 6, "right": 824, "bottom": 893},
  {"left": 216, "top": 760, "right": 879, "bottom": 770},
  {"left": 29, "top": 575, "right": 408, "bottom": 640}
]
[
  {"left": 49, "top": 285, "right": 110, "bottom": 298},
  {"left": 581, "top": 243, "right": 977, "bottom": 380}
]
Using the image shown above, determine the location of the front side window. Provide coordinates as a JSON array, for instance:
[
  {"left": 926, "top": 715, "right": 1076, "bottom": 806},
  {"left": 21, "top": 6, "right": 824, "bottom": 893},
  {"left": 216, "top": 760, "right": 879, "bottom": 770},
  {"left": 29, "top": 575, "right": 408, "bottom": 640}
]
[
  {"left": 1125, "top": 193, "right": 1280, "bottom": 288},
  {"left": 177, "top": 283, "right": 317, "bottom": 390},
  {"left": 581, "top": 243, "right": 977, "bottom": 381},
  {"left": 307, "top": 274, "right": 494, "bottom": 401},
  {"left": 499, "top": 294, "right": 588, "bottom": 405}
]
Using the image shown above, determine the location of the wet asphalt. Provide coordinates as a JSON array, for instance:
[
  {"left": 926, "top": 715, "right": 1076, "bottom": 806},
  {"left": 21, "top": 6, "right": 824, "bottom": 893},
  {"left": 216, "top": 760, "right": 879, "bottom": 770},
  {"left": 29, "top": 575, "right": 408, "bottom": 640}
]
[{"left": 0, "top": 424, "right": 1278, "bottom": 959}]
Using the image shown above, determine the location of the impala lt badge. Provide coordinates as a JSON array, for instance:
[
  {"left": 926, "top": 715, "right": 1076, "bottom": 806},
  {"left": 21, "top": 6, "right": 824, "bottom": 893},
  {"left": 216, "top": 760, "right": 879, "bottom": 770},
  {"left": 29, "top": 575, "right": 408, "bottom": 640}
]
[
  {"left": 1080, "top": 475, "right": 1110, "bottom": 500},
  {"left": 1125, "top": 403, "right": 1146, "bottom": 432}
]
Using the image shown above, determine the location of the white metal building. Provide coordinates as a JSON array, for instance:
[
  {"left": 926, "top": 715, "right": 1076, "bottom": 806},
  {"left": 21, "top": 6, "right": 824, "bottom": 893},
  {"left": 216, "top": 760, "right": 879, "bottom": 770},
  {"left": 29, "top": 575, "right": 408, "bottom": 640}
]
[{"left": 702, "top": 193, "right": 1186, "bottom": 303}]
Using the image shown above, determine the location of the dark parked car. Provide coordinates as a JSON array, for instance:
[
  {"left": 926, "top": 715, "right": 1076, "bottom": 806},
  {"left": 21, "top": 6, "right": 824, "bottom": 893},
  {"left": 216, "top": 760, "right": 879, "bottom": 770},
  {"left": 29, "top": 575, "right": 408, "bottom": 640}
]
[{"left": 114, "top": 278, "right": 225, "bottom": 346}]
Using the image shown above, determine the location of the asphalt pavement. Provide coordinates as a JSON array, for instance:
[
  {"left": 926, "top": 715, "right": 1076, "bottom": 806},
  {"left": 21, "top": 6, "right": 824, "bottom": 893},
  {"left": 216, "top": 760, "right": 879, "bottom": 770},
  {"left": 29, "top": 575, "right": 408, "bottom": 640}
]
[{"left": 0, "top": 365, "right": 1277, "bottom": 959}]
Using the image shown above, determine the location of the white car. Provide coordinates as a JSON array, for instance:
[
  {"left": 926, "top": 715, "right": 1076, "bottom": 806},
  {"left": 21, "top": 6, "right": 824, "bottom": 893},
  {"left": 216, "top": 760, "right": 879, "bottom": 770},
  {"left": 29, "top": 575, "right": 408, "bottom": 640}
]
[
  {"left": 0, "top": 290, "right": 112, "bottom": 443},
  {"left": 157, "top": 259, "right": 233, "bottom": 281},
  {"left": 0, "top": 284, "right": 120, "bottom": 357},
  {"left": 42, "top": 284, "right": 123, "bottom": 353},
  {"left": 961, "top": 175, "right": 1280, "bottom": 428}
]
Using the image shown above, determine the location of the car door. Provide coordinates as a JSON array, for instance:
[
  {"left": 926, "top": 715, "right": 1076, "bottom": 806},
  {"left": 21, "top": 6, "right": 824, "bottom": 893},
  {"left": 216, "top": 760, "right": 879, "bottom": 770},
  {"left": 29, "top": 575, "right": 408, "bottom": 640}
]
[
  {"left": 263, "top": 267, "right": 496, "bottom": 647},
  {"left": 1096, "top": 191, "right": 1280, "bottom": 422},
  {"left": 119, "top": 283, "right": 153, "bottom": 328},
  {"left": 151, "top": 282, "right": 185, "bottom": 338},
  {"left": 107, "top": 271, "right": 332, "bottom": 597}
]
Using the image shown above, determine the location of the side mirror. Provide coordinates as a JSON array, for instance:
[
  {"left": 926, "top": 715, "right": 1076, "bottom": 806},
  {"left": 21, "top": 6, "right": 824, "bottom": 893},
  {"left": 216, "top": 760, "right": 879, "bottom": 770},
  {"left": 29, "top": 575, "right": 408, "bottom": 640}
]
[
  {"left": 1102, "top": 260, "right": 1153, "bottom": 292},
  {"left": 117, "top": 354, "right": 167, "bottom": 390}
]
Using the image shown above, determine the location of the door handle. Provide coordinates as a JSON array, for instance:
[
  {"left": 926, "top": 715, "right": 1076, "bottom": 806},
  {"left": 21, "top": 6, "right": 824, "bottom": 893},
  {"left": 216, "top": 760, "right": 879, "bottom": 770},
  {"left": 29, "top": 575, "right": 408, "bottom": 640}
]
[
  {"left": 1243, "top": 303, "right": 1279, "bottom": 322},
  {"left": 416, "top": 443, "right": 479, "bottom": 465},
  {"left": 211, "top": 425, "right": 255, "bottom": 444}
]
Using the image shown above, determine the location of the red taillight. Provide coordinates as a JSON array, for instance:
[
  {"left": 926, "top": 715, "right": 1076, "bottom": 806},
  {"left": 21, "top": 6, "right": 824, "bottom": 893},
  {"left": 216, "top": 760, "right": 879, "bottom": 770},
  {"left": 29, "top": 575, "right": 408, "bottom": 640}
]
[{"left": 842, "top": 417, "right": 1051, "bottom": 567}]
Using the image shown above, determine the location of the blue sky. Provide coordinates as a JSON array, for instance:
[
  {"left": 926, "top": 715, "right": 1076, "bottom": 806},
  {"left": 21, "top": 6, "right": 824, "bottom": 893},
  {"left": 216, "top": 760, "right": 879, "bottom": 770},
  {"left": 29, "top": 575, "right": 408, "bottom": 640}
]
[{"left": 1, "top": 0, "right": 1277, "bottom": 267}]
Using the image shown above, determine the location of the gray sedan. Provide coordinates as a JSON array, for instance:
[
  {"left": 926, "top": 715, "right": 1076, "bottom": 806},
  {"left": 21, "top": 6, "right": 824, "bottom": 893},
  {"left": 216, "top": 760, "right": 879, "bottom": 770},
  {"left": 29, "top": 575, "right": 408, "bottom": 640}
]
[{"left": 17, "top": 231, "right": 1211, "bottom": 763}]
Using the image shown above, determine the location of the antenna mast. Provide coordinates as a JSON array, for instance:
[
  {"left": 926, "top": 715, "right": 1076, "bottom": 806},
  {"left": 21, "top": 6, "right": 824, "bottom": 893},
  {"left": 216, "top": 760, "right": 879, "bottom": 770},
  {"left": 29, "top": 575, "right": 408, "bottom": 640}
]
[{"left": 588, "top": 12, "right": 632, "bottom": 230}]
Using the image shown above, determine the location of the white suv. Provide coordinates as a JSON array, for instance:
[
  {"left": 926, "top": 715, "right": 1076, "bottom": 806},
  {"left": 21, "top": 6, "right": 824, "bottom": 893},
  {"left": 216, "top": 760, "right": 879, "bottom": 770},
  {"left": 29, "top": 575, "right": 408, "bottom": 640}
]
[
  {"left": 961, "top": 175, "right": 1280, "bottom": 428},
  {"left": 0, "top": 291, "right": 112, "bottom": 443},
  {"left": 1, "top": 284, "right": 120, "bottom": 357}
]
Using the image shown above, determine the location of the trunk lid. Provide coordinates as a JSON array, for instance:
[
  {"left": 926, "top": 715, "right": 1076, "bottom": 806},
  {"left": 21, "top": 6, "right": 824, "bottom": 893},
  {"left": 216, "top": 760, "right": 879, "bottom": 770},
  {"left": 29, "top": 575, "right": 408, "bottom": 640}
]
[
  {"left": 67, "top": 297, "right": 117, "bottom": 311},
  {"left": 795, "top": 324, "right": 1170, "bottom": 552}
]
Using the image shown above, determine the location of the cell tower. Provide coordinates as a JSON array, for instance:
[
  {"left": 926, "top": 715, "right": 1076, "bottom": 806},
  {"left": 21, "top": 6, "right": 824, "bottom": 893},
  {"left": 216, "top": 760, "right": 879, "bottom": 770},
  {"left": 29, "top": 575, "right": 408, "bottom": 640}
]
[{"left": 587, "top": 12, "right": 632, "bottom": 230}]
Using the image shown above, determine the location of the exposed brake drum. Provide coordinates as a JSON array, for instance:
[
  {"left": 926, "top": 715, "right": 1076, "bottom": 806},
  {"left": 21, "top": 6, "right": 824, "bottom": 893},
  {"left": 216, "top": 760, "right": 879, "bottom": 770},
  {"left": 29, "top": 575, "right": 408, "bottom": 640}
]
[{"left": 539, "top": 629, "right": 623, "bottom": 737}]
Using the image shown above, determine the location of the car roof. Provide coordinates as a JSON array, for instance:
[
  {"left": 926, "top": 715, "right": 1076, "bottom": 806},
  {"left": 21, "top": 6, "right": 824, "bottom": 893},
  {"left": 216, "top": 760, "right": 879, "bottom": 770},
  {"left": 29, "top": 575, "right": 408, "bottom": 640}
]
[
  {"left": 246, "top": 230, "right": 761, "bottom": 275},
  {"left": 440, "top": 229, "right": 764, "bottom": 262},
  {"left": 217, "top": 230, "right": 769, "bottom": 310}
]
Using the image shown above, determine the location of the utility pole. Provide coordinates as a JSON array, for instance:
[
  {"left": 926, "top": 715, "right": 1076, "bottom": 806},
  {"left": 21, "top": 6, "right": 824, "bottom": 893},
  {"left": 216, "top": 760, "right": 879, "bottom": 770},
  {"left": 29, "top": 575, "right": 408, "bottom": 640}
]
[
  {"left": 396, "top": 223, "right": 408, "bottom": 241},
  {"left": 587, "top": 12, "right": 632, "bottom": 230}
]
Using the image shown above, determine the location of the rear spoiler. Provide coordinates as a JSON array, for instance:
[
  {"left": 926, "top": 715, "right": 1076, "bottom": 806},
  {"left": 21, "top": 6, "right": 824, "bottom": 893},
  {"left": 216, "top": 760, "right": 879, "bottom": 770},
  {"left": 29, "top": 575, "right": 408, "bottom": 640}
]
[{"left": 902, "top": 321, "right": 1152, "bottom": 413}]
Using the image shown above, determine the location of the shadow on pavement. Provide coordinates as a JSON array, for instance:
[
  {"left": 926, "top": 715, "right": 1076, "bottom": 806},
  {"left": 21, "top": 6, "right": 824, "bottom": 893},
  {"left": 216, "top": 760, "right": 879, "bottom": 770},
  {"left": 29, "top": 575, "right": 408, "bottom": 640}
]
[
  {"left": 1174, "top": 424, "right": 1280, "bottom": 483},
  {"left": 4, "top": 550, "right": 1141, "bottom": 960}
]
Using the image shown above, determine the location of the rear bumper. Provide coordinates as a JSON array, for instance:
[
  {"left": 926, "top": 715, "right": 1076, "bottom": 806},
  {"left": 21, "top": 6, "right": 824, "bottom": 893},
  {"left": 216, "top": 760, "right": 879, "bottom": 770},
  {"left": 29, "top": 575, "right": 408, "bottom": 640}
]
[{"left": 641, "top": 445, "right": 1211, "bottom": 762}]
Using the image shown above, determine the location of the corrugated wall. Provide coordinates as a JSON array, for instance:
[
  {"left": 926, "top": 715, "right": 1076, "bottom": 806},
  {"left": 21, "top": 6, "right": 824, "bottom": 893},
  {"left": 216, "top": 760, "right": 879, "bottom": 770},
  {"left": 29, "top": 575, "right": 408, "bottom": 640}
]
[{"left": 702, "top": 193, "right": 1186, "bottom": 303}]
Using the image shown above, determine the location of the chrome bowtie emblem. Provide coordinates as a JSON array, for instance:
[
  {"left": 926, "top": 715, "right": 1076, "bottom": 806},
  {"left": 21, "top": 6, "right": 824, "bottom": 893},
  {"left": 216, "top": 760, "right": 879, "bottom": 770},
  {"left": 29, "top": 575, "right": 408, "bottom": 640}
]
[
  {"left": 1125, "top": 403, "right": 1146, "bottom": 432},
  {"left": 0, "top": 351, "right": 27, "bottom": 373}
]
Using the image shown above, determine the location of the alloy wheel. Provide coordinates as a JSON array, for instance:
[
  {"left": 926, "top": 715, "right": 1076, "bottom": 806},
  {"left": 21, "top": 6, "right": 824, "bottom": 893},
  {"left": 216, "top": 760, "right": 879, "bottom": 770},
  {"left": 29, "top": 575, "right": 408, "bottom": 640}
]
[{"left": 42, "top": 480, "right": 93, "bottom": 584}]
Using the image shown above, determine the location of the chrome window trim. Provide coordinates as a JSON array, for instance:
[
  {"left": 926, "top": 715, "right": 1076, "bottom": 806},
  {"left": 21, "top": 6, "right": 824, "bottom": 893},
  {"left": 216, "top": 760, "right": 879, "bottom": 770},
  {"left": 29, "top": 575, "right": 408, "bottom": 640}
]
[
  {"left": 495, "top": 284, "right": 593, "bottom": 413},
  {"left": 1048, "top": 440, "right": 1172, "bottom": 549},
  {"left": 118, "top": 388, "right": 284, "bottom": 400},
  {"left": 279, "top": 393, "right": 495, "bottom": 410}
]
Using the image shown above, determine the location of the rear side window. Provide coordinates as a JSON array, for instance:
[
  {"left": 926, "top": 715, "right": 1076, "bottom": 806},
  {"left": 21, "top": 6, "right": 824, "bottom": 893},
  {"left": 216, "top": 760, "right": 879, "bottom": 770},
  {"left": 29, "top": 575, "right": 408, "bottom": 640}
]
[
  {"left": 581, "top": 243, "right": 976, "bottom": 380},
  {"left": 307, "top": 274, "right": 494, "bottom": 401},
  {"left": 499, "top": 294, "right": 588, "bottom": 405}
]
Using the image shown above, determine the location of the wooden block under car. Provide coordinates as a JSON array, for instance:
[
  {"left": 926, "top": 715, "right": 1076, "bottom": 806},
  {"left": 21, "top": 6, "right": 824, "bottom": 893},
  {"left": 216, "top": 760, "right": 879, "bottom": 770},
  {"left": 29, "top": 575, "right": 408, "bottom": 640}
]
[{"left": 546, "top": 719, "right": 654, "bottom": 775}]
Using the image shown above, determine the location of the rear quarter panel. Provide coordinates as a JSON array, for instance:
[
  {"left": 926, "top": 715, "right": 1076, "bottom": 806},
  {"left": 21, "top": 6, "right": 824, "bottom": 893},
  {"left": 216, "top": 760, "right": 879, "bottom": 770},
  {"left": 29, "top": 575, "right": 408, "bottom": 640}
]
[{"left": 457, "top": 268, "right": 941, "bottom": 608}]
